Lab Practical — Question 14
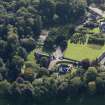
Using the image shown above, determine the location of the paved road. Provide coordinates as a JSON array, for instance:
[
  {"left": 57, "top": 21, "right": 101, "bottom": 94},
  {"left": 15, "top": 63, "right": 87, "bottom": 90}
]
[
  {"left": 100, "top": 57, "right": 105, "bottom": 64},
  {"left": 88, "top": 6, "right": 105, "bottom": 18},
  {"left": 53, "top": 47, "right": 63, "bottom": 59},
  {"left": 48, "top": 47, "right": 63, "bottom": 70}
]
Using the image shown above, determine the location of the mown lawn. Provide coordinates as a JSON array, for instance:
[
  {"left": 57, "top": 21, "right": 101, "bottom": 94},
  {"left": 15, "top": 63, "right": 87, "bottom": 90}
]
[
  {"left": 64, "top": 41, "right": 105, "bottom": 61},
  {"left": 89, "top": 27, "right": 100, "bottom": 33}
]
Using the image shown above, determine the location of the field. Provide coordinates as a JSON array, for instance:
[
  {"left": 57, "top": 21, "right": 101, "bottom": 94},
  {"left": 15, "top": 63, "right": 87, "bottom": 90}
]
[
  {"left": 89, "top": 27, "right": 100, "bottom": 33},
  {"left": 64, "top": 41, "right": 105, "bottom": 61}
]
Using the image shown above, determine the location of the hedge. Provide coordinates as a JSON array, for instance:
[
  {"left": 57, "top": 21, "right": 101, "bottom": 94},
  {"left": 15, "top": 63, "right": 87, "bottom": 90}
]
[{"left": 88, "top": 36, "right": 105, "bottom": 45}]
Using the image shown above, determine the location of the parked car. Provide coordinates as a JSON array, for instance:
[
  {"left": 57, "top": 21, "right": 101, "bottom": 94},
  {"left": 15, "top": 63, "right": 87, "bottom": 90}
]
[{"left": 83, "top": 21, "right": 98, "bottom": 28}]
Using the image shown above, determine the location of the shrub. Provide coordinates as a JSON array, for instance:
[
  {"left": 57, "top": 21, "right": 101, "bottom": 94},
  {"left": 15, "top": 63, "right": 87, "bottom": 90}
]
[{"left": 88, "top": 36, "right": 105, "bottom": 45}]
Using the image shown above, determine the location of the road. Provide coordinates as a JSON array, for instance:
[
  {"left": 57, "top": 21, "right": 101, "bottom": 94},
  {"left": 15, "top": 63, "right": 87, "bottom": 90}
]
[
  {"left": 48, "top": 47, "right": 63, "bottom": 70},
  {"left": 53, "top": 47, "right": 63, "bottom": 60},
  {"left": 88, "top": 6, "right": 105, "bottom": 18}
]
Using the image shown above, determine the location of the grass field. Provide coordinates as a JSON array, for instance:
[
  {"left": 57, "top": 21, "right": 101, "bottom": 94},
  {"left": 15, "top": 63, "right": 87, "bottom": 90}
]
[
  {"left": 89, "top": 27, "right": 100, "bottom": 33},
  {"left": 64, "top": 41, "right": 105, "bottom": 61},
  {"left": 27, "top": 48, "right": 49, "bottom": 64}
]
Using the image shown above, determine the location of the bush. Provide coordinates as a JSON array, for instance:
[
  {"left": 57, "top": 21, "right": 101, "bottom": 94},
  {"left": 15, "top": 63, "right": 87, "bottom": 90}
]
[
  {"left": 71, "top": 32, "right": 86, "bottom": 44},
  {"left": 85, "top": 67, "right": 97, "bottom": 82},
  {"left": 79, "top": 59, "right": 90, "bottom": 69}
]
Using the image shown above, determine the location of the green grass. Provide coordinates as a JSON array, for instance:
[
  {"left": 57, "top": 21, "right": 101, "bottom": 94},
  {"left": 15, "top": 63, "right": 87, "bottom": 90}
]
[
  {"left": 89, "top": 27, "right": 100, "bottom": 33},
  {"left": 27, "top": 50, "right": 36, "bottom": 64},
  {"left": 64, "top": 41, "right": 105, "bottom": 61},
  {"left": 27, "top": 48, "right": 49, "bottom": 64}
]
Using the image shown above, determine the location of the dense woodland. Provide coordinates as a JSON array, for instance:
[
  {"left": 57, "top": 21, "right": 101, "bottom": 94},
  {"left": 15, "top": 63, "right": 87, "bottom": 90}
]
[{"left": 0, "top": 0, "right": 105, "bottom": 105}]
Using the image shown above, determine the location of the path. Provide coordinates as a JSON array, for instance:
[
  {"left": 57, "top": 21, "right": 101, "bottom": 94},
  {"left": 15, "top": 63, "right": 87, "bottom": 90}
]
[
  {"left": 21, "top": 30, "right": 49, "bottom": 74},
  {"left": 53, "top": 47, "right": 63, "bottom": 60},
  {"left": 48, "top": 57, "right": 79, "bottom": 71},
  {"left": 48, "top": 47, "right": 63, "bottom": 70},
  {"left": 36, "top": 30, "right": 49, "bottom": 49}
]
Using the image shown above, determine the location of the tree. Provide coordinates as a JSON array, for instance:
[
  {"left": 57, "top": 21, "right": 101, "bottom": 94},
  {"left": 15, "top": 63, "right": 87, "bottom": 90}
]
[
  {"left": 70, "top": 77, "right": 84, "bottom": 95},
  {"left": 36, "top": 67, "right": 49, "bottom": 78},
  {"left": 88, "top": 81, "right": 96, "bottom": 95},
  {"left": 0, "top": 58, "right": 7, "bottom": 78},
  {"left": 55, "top": 35, "right": 67, "bottom": 51},
  {"left": 44, "top": 37, "right": 55, "bottom": 51},
  {"left": 17, "top": 47, "right": 28, "bottom": 60},
  {"left": 85, "top": 67, "right": 97, "bottom": 82},
  {"left": 21, "top": 66, "right": 35, "bottom": 82},
  {"left": 79, "top": 59, "right": 90, "bottom": 69},
  {"left": 76, "top": 68, "right": 86, "bottom": 77},
  {"left": 38, "top": 56, "right": 50, "bottom": 68},
  {"left": 20, "top": 37, "right": 36, "bottom": 52},
  {"left": 57, "top": 81, "right": 69, "bottom": 97},
  {"left": 44, "top": 28, "right": 67, "bottom": 51},
  {"left": 96, "top": 77, "right": 105, "bottom": 94},
  {"left": 0, "top": 25, "right": 8, "bottom": 39},
  {"left": 86, "top": 0, "right": 105, "bottom": 5},
  {"left": 6, "top": 26, "right": 19, "bottom": 60},
  {"left": 56, "top": 0, "right": 87, "bottom": 24},
  {"left": 0, "top": 40, "right": 8, "bottom": 60},
  {"left": 38, "top": 0, "right": 55, "bottom": 27},
  {"left": 56, "top": 3, "right": 69, "bottom": 24},
  {"left": 0, "top": 80, "right": 10, "bottom": 96},
  {"left": 32, "top": 77, "right": 58, "bottom": 101},
  {"left": 9, "top": 81, "right": 34, "bottom": 101},
  {"left": 7, "top": 55, "right": 24, "bottom": 81}
]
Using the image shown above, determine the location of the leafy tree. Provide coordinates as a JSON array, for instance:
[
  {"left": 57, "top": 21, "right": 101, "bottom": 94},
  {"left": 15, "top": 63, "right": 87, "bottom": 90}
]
[
  {"left": 38, "top": 0, "right": 55, "bottom": 27},
  {"left": 85, "top": 67, "right": 97, "bottom": 82},
  {"left": 76, "top": 68, "right": 86, "bottom": 77},
  {"left": 7, "top": 55, "right": 24, "bottom": 81},
  {"left": 20, "top": 37, "right": 36, "bottom": 52},
  {"left": 17, "top": 47, "right": 28, "bottom": 60},
  {"left": 56, "top": 0, "right": 87, "bottom": 24},
  {"left": 39, "top": 56, "right": 50, "bottom": 67},
  {"left": 36, "top": 67, "right": 49, "bottom": 78},
  {"left": 87, "top": 0, "right": 105, "bottom": 5},
  {"left": 96, "top": 77, "right": 105, "bottom": 94},
  {"left": 57, "top": 81, "right": 69, "bottom": 97},
  {"left": 0, "top": 25, "right": 8, "bottom": 39},
  {"left": 0, "top": 80, "right": 10, "bottom": 96},
  {"left": 0, "top": 58, "right": 7, "bottom": 78},
  {"left": 70, "top": 77, "right": 84, "bottom": 95},
  {"left": 9, "top": 81, "right": 34, "bottom": 101},
  {"left": 55, "top": 35, "right": 67, "bottom": 51},
  {"left": 44, "top": 37, "right": 55, "bottom": 51},
  {"left": 0, "top": 40, "right": 8, "bottom": 60},
  {"left": 79, "top": 59, "right": 90, "bottom": 69},
  {"left": 88, "top": 81, "right": 96, "bottom": 94}
]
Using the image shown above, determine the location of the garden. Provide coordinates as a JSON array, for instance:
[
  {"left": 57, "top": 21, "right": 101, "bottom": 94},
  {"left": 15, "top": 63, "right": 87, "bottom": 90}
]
[
  {"left": 64, "top": 41, "right": 105, "bottom": 61},
  {"left": 64, "top": 15, "right": 105, "bottom": 61}
]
